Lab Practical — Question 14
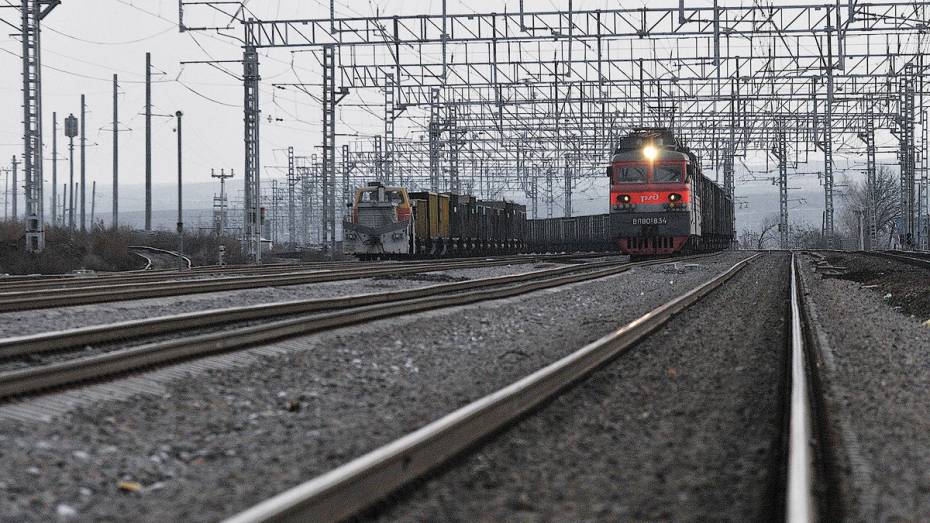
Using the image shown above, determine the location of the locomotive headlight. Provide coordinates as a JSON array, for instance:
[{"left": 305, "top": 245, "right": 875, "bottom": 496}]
[
  {"left": 669, "top": 193, "right": 682, "bottom": 202},
  {"left": 617, "top": 194, "right": 631, "bottom": 203},
  {"left": 642, "top": 145, "right": 658, "bottom": 161}
]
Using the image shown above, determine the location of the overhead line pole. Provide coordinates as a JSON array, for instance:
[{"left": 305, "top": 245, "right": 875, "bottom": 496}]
[
  {"left": 21, "top": 0, "right": 54, "bottom": 252},
  {"left": 51, "top": 111, "right": 57, "bottom": 226},
  {"left": 176, "top": 110, "right": 184, "bottom": 271},
  {"left": 287, "top": 146, "right": 297, "bottom": 245},
  {"left": 112, "top": 73, "right": 119, "bottom": 229},
  {"left": 243, "top": 21, "right": 261, "bottom": 263},
  {"left": 145, "top": 52, "right": 152, "bottom": 231},
  {"left": 11, "top": 156, "right": 18, "bottom": 221},
  {"left": 322, "top": 43, "right": 337, "bottom": 254},
  {"left": 80, "top": 93, "right": 86, "bottom": 232},
  {"left": 65, "top": 113, "right": 76, "bottom": 232}
]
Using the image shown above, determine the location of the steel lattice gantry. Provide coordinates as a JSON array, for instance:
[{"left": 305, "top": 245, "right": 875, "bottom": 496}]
[
  {"left": 19, "top": 0, "right": 58, "bottom": 252},
  {"left": 321, "top": 44, "right": 337, "bottom": 252},
  {"left": 243, "top": 27, "right": 261, "bottom": 261},
  {"left": 178, "top": 1, "right": 930, "bottom": 248},
  {"left": 898, "top": 64, "right": 918, "bottom": 246},
  {"left": 286, "top": 146, "right": 297, "bottom": 244}
]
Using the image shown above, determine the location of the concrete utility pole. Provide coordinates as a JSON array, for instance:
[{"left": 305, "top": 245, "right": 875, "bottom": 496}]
[
  {"left": 145, "top": 52, "right": 153, "bottom": 231},
  {"left": 2, "top": 166, "right": 8, "bottom": 220},
  {"left": 271, "top": 179, "right": 279, "bottom": 244},
  {"left": 176, "top": 110, "right": 184, "bottom": 271},
  {"left": 51, "top": 111, "right": 57, "bottom": 226},
  {"left": 80, "top": 94, "right": 86, "bottom": 232},
  {"left": 65, "top": 113, "right": 77, "bottom": 232},
  {"left": 90, "top": 180, "right": 96, "bottom": 228},
  {"left": 112, "top": 74, "right": 119, "bottom": 229},
  {"left": 10, "top": 156, "right": 18, "bottom": 220},
  {"left": 2, "top": 167, "right": 7, "bottom": 220},
  {"left": 563, "top": 155, "right": 572, "bottom": 218}
]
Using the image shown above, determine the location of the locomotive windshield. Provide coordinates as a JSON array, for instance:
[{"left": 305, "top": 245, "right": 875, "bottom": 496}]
[
  {"left": 654, "top": 164, "right": 684, "bottom": 183},
  {"left": 358, "top": 189, "right": 406, "bottom": 205},
  {"left": 615, "top": 166, "right": 647, "bottom": 183}
]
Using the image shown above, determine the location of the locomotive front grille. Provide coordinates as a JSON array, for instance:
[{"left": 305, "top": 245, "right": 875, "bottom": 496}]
[
  {"left": 625, "top": 236, "right": 675, "bottom": 250},
  {"left": 357, "top": 206, "right": 397, "bottom": 228}
]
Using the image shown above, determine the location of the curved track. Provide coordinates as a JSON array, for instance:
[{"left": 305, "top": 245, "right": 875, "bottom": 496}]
[{"left": 127, "top": 246, "right": 192, "bottom": 270}]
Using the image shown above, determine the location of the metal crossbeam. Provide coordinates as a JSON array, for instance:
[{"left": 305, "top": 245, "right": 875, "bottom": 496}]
[{"left": 232, "top": 3, "right": 929, "bottom": 48}]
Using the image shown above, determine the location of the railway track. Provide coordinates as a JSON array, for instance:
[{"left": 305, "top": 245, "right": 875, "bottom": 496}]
[
  {"left": 788, "top": 252, "right": 845, "bottom": 521},
  {"left": 211, "top": 253, "right": 757, "bottom": 522},
  {"left": 0, "top": 253, "right": 599, "bottom": 294},
  {"left": 0, "top": 255, "right": 597, "bottom": 312},
  {"left": 212, "top": 252, "right": 838, "bottom": 523},
  {"left": 0, "top": 258, "right": 461, "bottom": 293},
  {"left": 786, "top": 254, "right": 816, "bottom": 521},
  {"left": 0, "top": 254, "right": 695, "bottom": 401},
  {"left": 0, "top": 260, "right": 326, "bottom": 290},
  {"left": 867, "top": 249, "right": 930, "bottom": 269}
]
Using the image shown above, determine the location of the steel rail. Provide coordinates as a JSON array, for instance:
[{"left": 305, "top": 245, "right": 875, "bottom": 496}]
[
  {"left": 0, "top": 258, "right": 636, "bottom": 358},
  {"left": 127, "top": 246, "right": 193, "bottom": 270},
  {"left": 221, "top": 253, "right": 761, "bottom": 523},
  {"left": 0, "top": 255, "right": 711, "bottom": 400},
  {"left": 0, "top": 257, "right": 566, "bottom": 312},
  {"left": 787, "top": 253, "right": 815, "bottom": 523},
  {"left": 130, "top": 250, "right": 153, "bottom": 271}
]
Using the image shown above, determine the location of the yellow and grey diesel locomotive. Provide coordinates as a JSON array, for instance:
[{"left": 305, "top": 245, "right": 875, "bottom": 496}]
[{"left": 343, "top": 182, "right": 526, "bottom": 258}]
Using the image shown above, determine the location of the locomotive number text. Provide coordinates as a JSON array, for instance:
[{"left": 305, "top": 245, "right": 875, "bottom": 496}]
[{"left": 632, "top": 217, "right": 668, "bottom": 225}]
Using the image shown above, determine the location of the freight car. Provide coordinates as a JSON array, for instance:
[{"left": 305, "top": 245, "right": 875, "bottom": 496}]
[
  {"left": 408, "top": 191, "right": 526, "bottom": 255},
  {"left": 343, "top": 182, "right": 526, "bottom": 258},
  {"left": 608, "top": 128, "right": 734, "bottom": 255},
  {"left": 526, "top": 214, "right": 613, "bottom": 253}
]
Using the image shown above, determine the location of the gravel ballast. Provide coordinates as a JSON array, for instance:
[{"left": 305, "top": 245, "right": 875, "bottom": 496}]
[
  {"left": 366, "top": 252, "right": 791, "bottom": 522},
  {"left": 0, "top": 262, "right": 571, "bottom": 337},
  {"left": 0, "top": 252, "right": 748, "bottom": 521},
  {"left": 800, "top": 252, "right": 930, "bottom": 520}
]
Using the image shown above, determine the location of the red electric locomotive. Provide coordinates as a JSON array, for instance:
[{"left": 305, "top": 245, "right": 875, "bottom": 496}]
[{"left": 608, "top": 128, "right": 734, "bottom": 255}]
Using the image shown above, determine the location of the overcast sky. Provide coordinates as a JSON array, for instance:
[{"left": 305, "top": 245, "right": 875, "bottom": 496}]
[{"left": 2, "top": 1, "right": 671, "bottom": 191}]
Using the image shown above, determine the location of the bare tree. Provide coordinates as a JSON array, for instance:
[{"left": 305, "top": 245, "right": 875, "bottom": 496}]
[
  {"left": 788, "top": 222, "right": 828, "bottom": 249},
  {"left": 738, "top": 215, "right": 780, "bottom": 249},
  {"left": 840, "top": 166, "right": 901, "bottom": 248}
]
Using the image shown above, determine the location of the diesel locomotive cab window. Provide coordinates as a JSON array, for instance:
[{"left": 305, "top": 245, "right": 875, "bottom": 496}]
[
  {"left": 654, "top": 165, "right": 682, "bottom": 183},
  {"left": 386, "top": 191, "right": 404, "bottom": 205},
  {"left": 359, "top": 190, "right": 403, "bottom": 204},
  {"left": 616, "top": 166, "right": 647, "bottom": 183}
]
